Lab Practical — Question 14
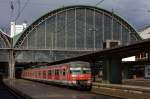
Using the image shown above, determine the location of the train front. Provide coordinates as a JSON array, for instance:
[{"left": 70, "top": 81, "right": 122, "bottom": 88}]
[{"left": 69, "top": 62, "right": 92, "bottom": 90}]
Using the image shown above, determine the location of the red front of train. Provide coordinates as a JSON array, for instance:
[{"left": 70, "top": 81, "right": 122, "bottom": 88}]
[{"left": 21, "top": 61, "right": 92, "bottom": 90}]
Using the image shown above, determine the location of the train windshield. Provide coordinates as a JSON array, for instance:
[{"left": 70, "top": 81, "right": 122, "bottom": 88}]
[
  {"left": 70, "top": 68, "right": 91, "bottom": 74},
  {"left": 70, "top": 70, "right": 81, "bottom": 74}
]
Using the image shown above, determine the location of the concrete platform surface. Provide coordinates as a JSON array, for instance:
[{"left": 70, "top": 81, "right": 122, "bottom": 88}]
[
  {"left": 92, "top": 82, "right": 150, "bottom": 99},
  {"left": 123, "top": 79, "right": 150, "bottom": 87},
  {"left": 3, "top": 79, "right": 118, "bottom": 99}
]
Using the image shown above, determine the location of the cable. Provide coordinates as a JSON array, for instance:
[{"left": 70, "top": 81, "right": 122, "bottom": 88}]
[
  {"left": 15, "top": 0, "right": 30, "bottom": 21},
  {"left": 95, "top": 0, "right": 105, "bottom": 6},
  {"left": 10, "top": 0, "right": 14, "bottom": 11},
  {"left": 16, "top": 0, "right": 21, "bottom": 21}
]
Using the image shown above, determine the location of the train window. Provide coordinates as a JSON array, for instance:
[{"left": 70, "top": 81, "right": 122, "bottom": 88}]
[
  {"left": 35, "top": 72, "right": 36, "bottom": 76},
  {"left": 55, "top": 70, "right": 59, "bottom": 75},
  {"left": 58, "top": 70, "right": 60, "bottom": 75},
  {"left": 38, "top": 72, "right": 41, "bottom": 76},
  {"left": 57, "top": 70, "right": 59, "bottom": 75},
  {"left": 70, "top": 70, "right": 81, "bottom": 74},
  {"left": 55, "top": 70, "right": 57, "bottom": 75},
  {"left": 43, "top": 71, "right": 46, "bottom": 76},
  {"left": 63, "top": 69, "right": 66, "bottom": 76},
  {"left": 36, "top": 72, "right": 38, "bottom": 76},
  {"left": 55, "top": 70, "right": 56, "bottom": 75}
]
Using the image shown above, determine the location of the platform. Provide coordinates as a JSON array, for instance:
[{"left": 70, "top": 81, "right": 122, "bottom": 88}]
[
  {"left": 3, "top": 79, "right": 117, "bottom": 99},
  {"left": 92, "top": 81, "right": 150, "bottom": 99}
]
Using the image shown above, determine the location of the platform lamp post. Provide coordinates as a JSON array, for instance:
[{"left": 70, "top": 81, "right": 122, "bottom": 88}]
[
  {"left": 9, "top": 22, "right": 16, "bottom": 79},
  {"left": 9, "top": 0, "right": 15, "bottom": 79}
]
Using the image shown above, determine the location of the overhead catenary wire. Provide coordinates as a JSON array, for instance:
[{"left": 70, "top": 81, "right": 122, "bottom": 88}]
[
  {"left": 16, "top": 0, "right": 21, "bottom": 21},
  {"left": 15, "top": 0, "right": 30, "bottom": 21},
  {"left": 95, "top": 0, "right": 105, "bottom": 6},
  {"left": 3, "top": 0, "right": 15, "bottom": 34}
]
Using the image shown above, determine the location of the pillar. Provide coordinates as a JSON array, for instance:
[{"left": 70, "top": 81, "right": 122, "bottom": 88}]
[
  {"left": 102, "top": 57, "right": 122, "bottom": 84},
  {"left": 102, "top": 58, "right": 110, "bottom": 83},
  {"left": 123, "top": 65, "right": 129, "bottom": 79},
  {"left": 148, "top": 51, "right": 150, "bottom": 61},
  {"left": 9, "top": 50, "right": 15, "bottom": 79}
]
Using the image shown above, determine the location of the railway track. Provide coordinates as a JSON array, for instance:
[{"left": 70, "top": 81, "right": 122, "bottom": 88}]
[{"left": 0, "top": 81, "right": 27, "bottom": 99}]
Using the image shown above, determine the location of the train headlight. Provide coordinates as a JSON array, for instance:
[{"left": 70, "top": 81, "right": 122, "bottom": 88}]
[
  {"left": 72, "top": 74, "right": 77, "bottom": 77},
  {"left": 87, "top": 80, "right": 91, "bottom": 83}
]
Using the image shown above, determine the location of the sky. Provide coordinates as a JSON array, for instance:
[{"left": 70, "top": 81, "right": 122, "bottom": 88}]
[{"left": 0, "top": 0, "right": 150, "bottom": 33}]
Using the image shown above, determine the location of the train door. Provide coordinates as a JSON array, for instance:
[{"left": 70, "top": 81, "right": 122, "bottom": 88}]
[
  {"left": 35, "top": 71, "right": 38, "bottom": 79},
  {"left": 32, "top": 70, "right": 34, "bottom": 79},
  {"left": 43, "top": 70, "right": 47, "bottom": 79},
  {"left": 39, "top": 70, "right": 42, "bottom": 79},
  {"left": 52, "top": 69, "right": 55, "bottom": 80},
  {"left": 61, "top": 68, "right": 67, "bottom": 81},
  {"left": 37, "top": 71, "right": 39, "bottom": 79},
  {"left": 66, "top": 66, "right": 71, "bottom": 81},
  {"left": 48, "top": 69, "right": 52, "bottom": 79},
  {"left": 55, "top": 69, "right": 59, "bottom": 80}
]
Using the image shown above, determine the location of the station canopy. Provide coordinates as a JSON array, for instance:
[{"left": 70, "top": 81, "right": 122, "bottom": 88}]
[{"left": 13, "top": 5, "right": 141, "bottom": 63}]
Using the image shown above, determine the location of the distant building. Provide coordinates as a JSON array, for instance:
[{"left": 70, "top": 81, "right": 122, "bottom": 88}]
[
  {"left": 139, "top": 25, "right": 150, "bottom": 39},
  {"left": 10, "top": 22, "right": 27, "bottom": 45},
  {"left": 132, "top": 25, "right": 150, "bottom": 79},
  {"left": 137, "top": 26, "right": 150, "bottom": 61},
  {"left": 10, "top": 22, "right": 27, "bottom": 37}
]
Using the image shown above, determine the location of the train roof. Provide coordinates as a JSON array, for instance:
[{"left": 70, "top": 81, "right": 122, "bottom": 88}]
[
  {"left": 24, "top": 61, "right": 90, "bottom": 71},
  {"left": 67, "top": 61, "right": 90, "bottom": 67},
  {"left": 67, "top": 61, "right": 90, "bottom": 64}
]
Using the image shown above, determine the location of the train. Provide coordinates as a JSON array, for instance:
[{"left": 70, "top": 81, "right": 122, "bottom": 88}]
[{"left": 21, "top": 61, "right": 92, "bottom": 90}]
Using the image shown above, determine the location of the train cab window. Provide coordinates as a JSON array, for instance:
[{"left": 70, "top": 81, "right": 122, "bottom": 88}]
[
  {"left": 83, "top": 69, "right": 91, "bottom": 74},
  {"left": 70, "top": 70, "right": 81, "bottom": 74}
]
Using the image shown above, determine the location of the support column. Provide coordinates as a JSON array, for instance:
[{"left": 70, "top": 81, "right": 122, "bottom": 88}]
[
  {"left": 123, "top": 65, "right": 129, "bottom": 79},
  {"left": 102, "top": 57, "right": 122, "bottom": 84},
  {"left": 9, "top": 50, "right": 15, "bottom": 79},
  {"left": 102, "top": 58, "right": 110, "bottom": 83},
  {"left": 148, "top": 51, "right": 150, "bottom": 61},
  {"left": 91, "top": 61, "right": 96, "bottom": 82}
]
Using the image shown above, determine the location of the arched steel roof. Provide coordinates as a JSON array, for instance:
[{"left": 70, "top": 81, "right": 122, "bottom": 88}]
[
  {"left": 0, "top": 29, "right": 10, "bottom": 48},
  {"left": 14, "top": 5, "right": 141, "bottom": 48}
]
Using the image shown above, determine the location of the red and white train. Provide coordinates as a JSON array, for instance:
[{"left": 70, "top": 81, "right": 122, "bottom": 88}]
[{"left": 21, "top": 61, "right": 92, "bottom": 90}]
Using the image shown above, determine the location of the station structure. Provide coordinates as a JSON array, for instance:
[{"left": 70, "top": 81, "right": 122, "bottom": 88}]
[{"left": 0, "top": 5, "right": 144, "bottom": 83}]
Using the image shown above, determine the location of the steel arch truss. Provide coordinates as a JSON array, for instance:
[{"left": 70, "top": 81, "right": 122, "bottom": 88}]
[
  {"left": 15, "top": 6, "right": 141, "bottom": 50},
  {"left": 0, "top": 31, "right": 10, "bottom": 48}
]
